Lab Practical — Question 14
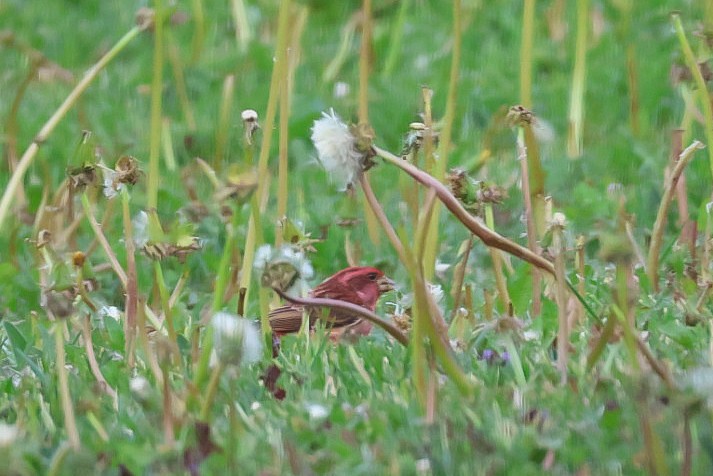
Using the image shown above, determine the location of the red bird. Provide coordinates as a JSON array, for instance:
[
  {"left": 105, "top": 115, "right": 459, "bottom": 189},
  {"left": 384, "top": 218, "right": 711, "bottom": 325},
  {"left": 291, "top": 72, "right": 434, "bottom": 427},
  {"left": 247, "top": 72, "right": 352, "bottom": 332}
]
[{"left": 268, "top": 266, "right": 394, "bottom": 336}]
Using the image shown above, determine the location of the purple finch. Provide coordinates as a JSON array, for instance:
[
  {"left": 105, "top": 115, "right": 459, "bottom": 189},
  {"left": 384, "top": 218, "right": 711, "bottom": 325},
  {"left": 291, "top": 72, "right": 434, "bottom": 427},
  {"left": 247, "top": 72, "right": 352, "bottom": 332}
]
[{"left": 268, "top": 266, "right": 393, "bottom": 336}]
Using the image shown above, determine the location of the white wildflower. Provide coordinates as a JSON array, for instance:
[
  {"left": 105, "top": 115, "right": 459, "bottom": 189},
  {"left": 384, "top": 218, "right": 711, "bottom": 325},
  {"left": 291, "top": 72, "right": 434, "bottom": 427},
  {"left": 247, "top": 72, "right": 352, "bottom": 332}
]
[
  {"left": 129, "top": 376, "right": 151, "bottom": 400},
  {"left": 415, "top": 458, "right": 431, "bottom": 474},
  {"left": 306, "top": 403, "right": 329, "bottom": 421},
  {"left": 333, "top": 81, "right": 350, "bottom": 98},
  {"left": 254, "top": 244, "right": 274, "bottom": 272},
  {"left": 241, "top": 109, "right": 258, "bottom": 122},
  {"left": 399, "top": 283, "right": 444, "bottom": 309},
  {"left": 132, "top": 210, "right": 149, "bottom": 248},
  {"left": 99, "top": 305, "right": 121, "bottom": 321},
  {"left": 550, "top": 212, "right": 567, "bottom": 228},
  {"left": 0, "top": 423, "right": 19, "bottom": 447},
  {"left": 311, "top": 109, "right": 364, "bottom": 191},
  {"left": 212, "top": 312, "right": 263, "bottom": 366}
]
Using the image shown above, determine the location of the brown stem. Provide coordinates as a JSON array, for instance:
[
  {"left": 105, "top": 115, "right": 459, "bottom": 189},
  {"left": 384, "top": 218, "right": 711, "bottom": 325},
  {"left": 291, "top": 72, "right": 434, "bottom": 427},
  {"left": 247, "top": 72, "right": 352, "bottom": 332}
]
[
  {"left": 271, "top": 288, "right": 409, "bottom": 346},
  {"left": 375, "top": 146, "right": 555, "bottom": 275},
  {"left": 647, "top": 140, "right": 704, "bottom": 290},
  {"left": 359, "top": 174, "right": 408, "bottom": 266},
  {"left": 81, "top": 314, "right": 118, "bottom": 405}
]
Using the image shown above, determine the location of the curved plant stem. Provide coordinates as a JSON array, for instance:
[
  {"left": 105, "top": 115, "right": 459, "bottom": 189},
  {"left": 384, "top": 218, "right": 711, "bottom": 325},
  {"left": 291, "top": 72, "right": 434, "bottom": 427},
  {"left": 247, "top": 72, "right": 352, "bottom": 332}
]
[
  {"left": 376, "top": 146, "right": 555, "bottom": 275},
  {"left": 646, "top": 140, "right": 704, "bottom": 290},
  {"left": 0, "top": 24, "right": 146, "bottom": 229},
  {"left": 422, "top": 0, "right": 463, "bottom": 279},
  {"left": 55, "top": 323, "right": 80, "bottom": 450},
  {"left": 272, "top": 288, "right": 409, "bottom": 346},
  {"left": 359, "top": 175, "right": 408, "bottom": 265},
  {"left": 81, "top": 194, "right": 128, "bottom": 289},
  {"left": 81, "top": 314, "right": 118, "bottom": 406},
  {"left": 121, "top": 189, "right": 138, "bottom": 368}
]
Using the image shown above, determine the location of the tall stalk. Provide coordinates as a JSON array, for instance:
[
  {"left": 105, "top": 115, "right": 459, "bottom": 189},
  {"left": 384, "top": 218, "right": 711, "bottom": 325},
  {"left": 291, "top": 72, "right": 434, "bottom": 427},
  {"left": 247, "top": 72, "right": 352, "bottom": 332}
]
[
  {"left": 520, "top": 0, "right": 535, "bottom": 108},
  {"left": 147, "top": 0, "right": 166, "bottom": 210},
  {"left": 240, "top": 0, "right": 291, "bottom": 336},
  {"left": 422, "top": 0, "right": 463, "bottom": 279},
  {"left": 567, "top": 0, "right": 589, "bottom": 158},
  {"left": 672, "top": 14, "right": 713, "bottom": 179}
]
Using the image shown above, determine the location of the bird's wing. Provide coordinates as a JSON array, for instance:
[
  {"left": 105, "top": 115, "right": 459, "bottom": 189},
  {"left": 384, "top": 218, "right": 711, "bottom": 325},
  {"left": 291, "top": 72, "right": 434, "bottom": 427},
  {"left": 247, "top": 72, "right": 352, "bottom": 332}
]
[{"left": 268, "top": 305, "right": 311, "bottom": 335}]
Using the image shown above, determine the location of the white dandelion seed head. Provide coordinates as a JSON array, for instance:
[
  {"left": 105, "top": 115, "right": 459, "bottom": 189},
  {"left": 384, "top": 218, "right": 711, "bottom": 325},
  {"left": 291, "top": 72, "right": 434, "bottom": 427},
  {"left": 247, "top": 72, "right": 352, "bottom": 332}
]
[
  {"left": 254, "top": 244, "right": 273, "bottom": 272},
  {"left": 99, "top": 305, "right": 121, "bottom": 321},
  {"left": 132, "top": 211, "right": 149, "bottom": 248},
  {"left": 311, "top": 109, "right": 364, "bottom": 191},
  {"left": 211, "top": 311, "right": 263, "bottom": 366},
  {"left": 0, "top": 423, "right": 19, "bottom": 447},
  {"left": 333, "top": 81, "right": 350, "bottom": 98},
  {"left": 398, "top": 282, "right": 444, "bottom": 310},
  {"left": 241, "top": 109, "right": 258, "bottom": 122},
  {"left": 306, "top": 402, "right": 329, "bottom": 421},
  {"left": 551, "top": 212, "right": 567, "bottom": 228},
  {"left": 129, "top": 376, "right": 151, "bottom": 400}
]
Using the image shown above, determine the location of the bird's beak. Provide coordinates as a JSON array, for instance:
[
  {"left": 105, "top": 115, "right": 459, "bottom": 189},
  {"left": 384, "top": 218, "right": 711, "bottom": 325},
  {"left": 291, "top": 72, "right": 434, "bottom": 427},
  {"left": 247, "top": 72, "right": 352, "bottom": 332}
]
[{"left": 377, "top": 275, "right": 395, "bottom": 293}]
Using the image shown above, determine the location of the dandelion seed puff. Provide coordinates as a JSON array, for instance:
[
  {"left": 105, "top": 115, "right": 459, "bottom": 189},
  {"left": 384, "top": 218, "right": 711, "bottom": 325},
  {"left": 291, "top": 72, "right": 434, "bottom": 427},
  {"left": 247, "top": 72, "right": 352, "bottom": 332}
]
[
  {"left": 254, "top": 244, "right": 273, "bottom": 272},
  {"left": 311, "top": 109, "right": 364, "bottom": 191},
  {"left": 0, "top": 423, "right": 19, "bottom": 447},
  {"left": 212, "top": 311, "right": 262, "bottom": 366}
]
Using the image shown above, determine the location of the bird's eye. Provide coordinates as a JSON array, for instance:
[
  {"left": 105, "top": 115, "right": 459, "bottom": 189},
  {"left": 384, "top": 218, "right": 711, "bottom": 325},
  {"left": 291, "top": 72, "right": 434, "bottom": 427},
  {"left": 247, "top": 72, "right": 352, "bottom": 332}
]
[{"left": 367, "top": 272, "right": 378, "bottom": 281}]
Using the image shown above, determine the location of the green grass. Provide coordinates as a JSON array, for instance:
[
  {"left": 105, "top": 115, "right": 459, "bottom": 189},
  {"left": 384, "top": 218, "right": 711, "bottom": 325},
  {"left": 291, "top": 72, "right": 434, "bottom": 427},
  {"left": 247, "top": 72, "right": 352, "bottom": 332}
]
[{"left": 1, "top": 0, "right": 713, "bottom": 474}]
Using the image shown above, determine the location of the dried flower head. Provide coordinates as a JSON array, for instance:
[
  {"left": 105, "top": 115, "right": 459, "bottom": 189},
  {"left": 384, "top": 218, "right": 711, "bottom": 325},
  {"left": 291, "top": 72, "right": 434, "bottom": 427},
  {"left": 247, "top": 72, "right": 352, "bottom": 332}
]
[
  {"left": 255, "top": 244, "right": 314, "bottom": 295},
  {"left": 311, "top": 109, "right": 372, "bottom": 191},
  {"left": 241, "top": 109, "right": 260, "bottom": 144}
]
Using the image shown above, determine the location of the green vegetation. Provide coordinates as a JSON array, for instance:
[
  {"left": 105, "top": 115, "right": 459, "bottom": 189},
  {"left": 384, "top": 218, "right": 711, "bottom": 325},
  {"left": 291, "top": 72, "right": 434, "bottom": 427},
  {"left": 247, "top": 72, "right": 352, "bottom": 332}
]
[{"left": 1, "top": 0, "right": 712, "bottom": 474}]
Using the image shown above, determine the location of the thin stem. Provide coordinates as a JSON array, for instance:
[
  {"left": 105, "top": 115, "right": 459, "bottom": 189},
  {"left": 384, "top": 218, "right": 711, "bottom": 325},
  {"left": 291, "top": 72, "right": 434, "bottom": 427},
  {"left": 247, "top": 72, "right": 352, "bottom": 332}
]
[
  {"left": 214, "top": 74, "right": 235, "bottom": 174},
  {"left": 423, "top": 0, "right": 463, "bottom": 279},
  {"left": 276, "top": 48, "right": 291, "bottom": 242},
  {"left": 647, "top": 140, "right": 704, "bottom": 290},
  {"left": 122, "top": 189, "right": 138, "bottom": 368},
  {"left": 55, "top": 323, "right": 80, "bottom": 450},
  {"left": 81, "top": 314, "right": 118, "bottom": 406},
  {"left": 567, "top": 0, "right": 589, "bottom": 157},
  {"left": 359, "top": 175, "right": 408, "bottom": 265},
  {"left": 190, "top": 0, "right": 205, "bottom": 63},
  {"left": 520, "top": 0, "right": 535, "bottom": 108},
  {"left": 200, "top": 362, "right": 224, "bottom": 421},
  {"left": 80, "top": 194, "right": 128, "bottom": 289},
  {"left": 154, "top": 261, "right": 180, "bottom": 365},
  {"left": 484, "top": 203, "right": 511, "bottom": 309},
  {"left": 552, "top": 225, "right": 569, "bottom": 385},
  {"left": 147, "top": 0, "right": 166, "bottom": 210},
  {"left": 672, "top": 14, "right": 713, "bottom": 178},
  {"left": 358, "top": 0, "right": 372, "bottom": 124},
  {"left": 0, "top": 24, "right": 146, "bottom": 229},
  {"left": 517, "top": 127, "right": 542, "bottom": 316}
]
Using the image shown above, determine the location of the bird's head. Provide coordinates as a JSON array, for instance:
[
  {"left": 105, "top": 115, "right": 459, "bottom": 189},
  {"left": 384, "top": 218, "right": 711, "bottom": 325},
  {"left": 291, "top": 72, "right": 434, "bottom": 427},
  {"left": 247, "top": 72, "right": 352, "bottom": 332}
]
[{"left": 323, "top": 266, "right": 394, "bottom": 309}]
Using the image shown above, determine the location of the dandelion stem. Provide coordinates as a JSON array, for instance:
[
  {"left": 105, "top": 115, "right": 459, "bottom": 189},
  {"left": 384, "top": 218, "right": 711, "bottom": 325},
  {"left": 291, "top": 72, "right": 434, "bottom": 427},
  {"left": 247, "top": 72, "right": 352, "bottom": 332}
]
[
  {"left": 147, "top": 0, "right": 166, "bottom": 210},
  {"left": 672, "top": 14, "right": 713, "bottom": 179},
  {"left": 359, "top": 175, "right": 408, "bottom": 266},
  {"left": 647, "top": 140, "right": 704, "bottom": 290},
  {"left": 55, "top": 322, "right": 80, "bottom": 450},
  {"left": 80, "top": 193, "right": 128, "bottom": 289}
]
